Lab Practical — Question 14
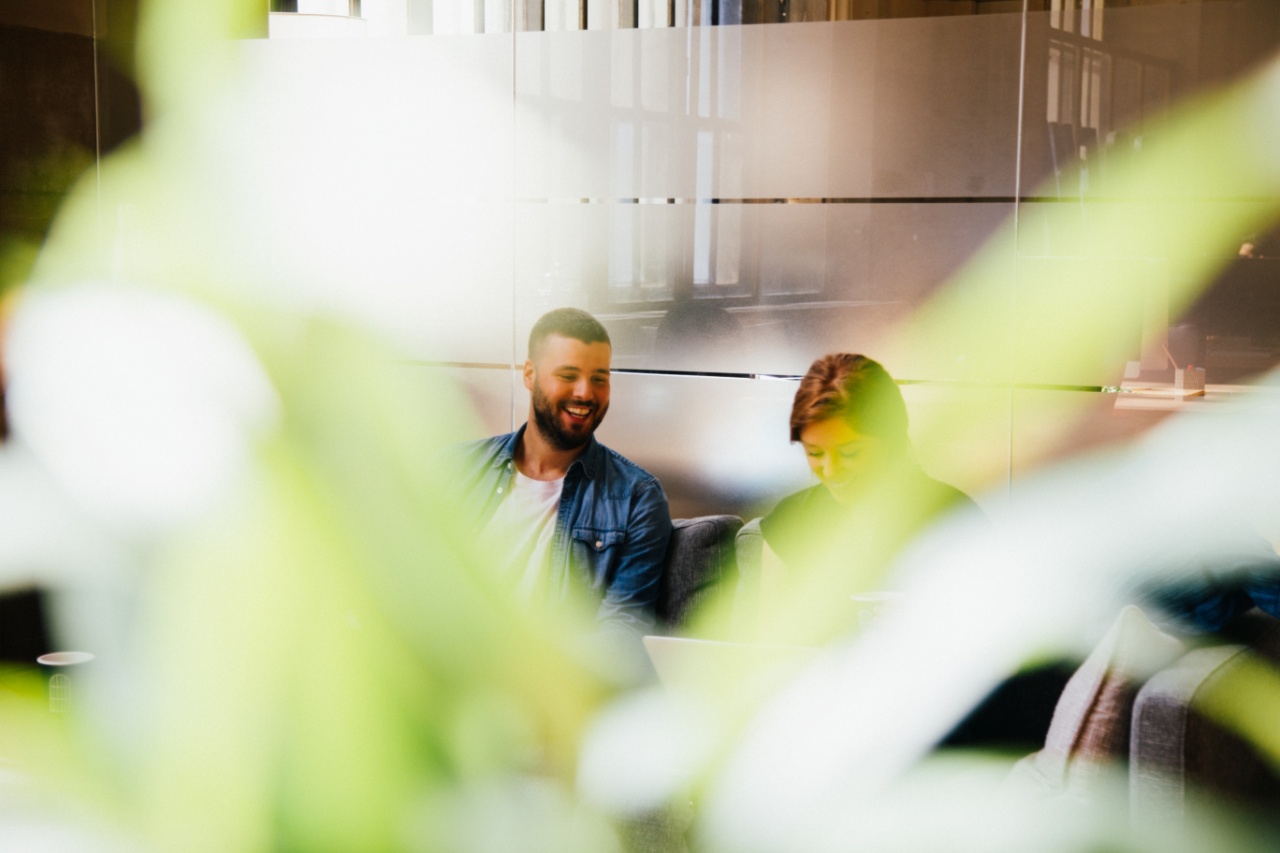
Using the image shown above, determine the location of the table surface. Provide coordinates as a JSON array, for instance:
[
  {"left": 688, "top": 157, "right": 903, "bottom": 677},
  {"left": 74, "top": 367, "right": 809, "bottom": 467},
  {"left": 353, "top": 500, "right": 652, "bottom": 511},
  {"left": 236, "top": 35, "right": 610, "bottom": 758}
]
[{"left": 1114, "top": 381, "right": 1279, "bottom": 411}]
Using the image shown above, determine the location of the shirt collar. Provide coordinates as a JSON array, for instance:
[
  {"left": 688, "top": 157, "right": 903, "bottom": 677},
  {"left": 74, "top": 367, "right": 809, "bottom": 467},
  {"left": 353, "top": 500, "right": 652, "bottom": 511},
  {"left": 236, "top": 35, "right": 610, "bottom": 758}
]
[{"left": 499, "top": 423, "right": 601, "bottom": 479}]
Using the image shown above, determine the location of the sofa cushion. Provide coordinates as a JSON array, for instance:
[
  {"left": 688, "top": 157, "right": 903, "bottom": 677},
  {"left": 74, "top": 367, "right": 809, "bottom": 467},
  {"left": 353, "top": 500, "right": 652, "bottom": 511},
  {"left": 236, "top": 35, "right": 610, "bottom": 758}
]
[
  {"left": 657, "top": 515, "right": 743, "bottom": 629},
  {"left": 731, "top": 518, "right": 764, "bottom": 637},
  {"left": 1131, "top": 611, "right": 1280, "bottom": 824},
  {"left": 1008, "top": 605, "right": 1183, "bottom": 797}
]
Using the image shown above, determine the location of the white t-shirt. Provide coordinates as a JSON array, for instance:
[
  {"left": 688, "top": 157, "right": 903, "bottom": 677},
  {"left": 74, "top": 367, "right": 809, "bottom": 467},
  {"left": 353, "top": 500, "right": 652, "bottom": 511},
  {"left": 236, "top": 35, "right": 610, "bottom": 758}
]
[{"left": 483, "top": 468, "right": 565, "bottom": 603}]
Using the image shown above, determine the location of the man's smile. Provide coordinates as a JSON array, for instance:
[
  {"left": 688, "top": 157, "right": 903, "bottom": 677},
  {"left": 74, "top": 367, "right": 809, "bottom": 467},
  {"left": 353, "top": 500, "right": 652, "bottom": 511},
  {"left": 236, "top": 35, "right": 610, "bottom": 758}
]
[{"left": 562, "top": 403, "right": 595, "bottom": 422}]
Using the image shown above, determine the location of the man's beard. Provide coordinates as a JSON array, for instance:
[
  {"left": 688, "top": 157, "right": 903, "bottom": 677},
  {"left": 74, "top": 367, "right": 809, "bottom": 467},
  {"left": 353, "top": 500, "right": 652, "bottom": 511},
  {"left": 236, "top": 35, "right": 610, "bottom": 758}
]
[{"left": 531, "top": 382, "right": 607, "bottom": 451}]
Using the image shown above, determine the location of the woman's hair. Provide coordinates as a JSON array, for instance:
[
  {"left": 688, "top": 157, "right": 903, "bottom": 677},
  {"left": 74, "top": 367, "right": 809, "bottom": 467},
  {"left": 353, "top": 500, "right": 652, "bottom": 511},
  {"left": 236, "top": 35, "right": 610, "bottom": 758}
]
[{"left": 789, "top": 353, "right": 909, "bottom": 447}]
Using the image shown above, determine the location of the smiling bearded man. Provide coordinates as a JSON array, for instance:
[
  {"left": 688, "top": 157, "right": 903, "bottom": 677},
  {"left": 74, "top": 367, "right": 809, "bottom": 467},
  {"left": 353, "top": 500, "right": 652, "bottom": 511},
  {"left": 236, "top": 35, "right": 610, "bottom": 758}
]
[
  {"left": 448, "top": 307, "right": 672, "bottom": 646},
  {"left": 527, "top": 335, "right": 610, "bottom": 452}
]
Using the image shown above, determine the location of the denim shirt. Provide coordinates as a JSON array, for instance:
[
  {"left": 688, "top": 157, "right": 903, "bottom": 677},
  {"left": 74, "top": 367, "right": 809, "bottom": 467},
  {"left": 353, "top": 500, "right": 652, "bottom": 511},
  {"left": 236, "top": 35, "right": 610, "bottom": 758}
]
[{"left": 451, "top": 425, "right": 672, "bottom": 636}]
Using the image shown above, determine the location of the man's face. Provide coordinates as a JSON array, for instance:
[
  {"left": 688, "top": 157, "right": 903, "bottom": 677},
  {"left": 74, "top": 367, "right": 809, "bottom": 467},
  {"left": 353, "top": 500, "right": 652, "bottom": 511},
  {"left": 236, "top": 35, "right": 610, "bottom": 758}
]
[{"left": 525, "top": 334, "right": 611, "bottom": 451}]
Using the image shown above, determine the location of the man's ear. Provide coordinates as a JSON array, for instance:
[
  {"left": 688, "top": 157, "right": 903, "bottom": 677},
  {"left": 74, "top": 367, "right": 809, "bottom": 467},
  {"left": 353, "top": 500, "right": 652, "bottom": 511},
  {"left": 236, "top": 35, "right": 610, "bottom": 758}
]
[{"left": 522, "top": 359, "right": 535, "bottom": 390}]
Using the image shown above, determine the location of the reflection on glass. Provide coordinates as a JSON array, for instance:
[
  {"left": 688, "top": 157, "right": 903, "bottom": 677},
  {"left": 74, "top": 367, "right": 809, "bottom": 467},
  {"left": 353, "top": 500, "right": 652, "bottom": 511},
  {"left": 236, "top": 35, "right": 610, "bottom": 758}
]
[{"left": 262, "top": 0, "right": 1257, "bottom": 35}]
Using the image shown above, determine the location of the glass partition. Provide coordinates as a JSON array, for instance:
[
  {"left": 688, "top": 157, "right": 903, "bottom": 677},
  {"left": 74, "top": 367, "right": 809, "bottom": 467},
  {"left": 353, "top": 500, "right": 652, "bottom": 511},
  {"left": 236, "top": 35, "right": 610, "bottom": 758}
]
[
  {"left": 20, "top": 0, "right": 1278, "bottom": 518},
  {"left": 268, "top": 0, "right": 1278, "bottom": 517}
]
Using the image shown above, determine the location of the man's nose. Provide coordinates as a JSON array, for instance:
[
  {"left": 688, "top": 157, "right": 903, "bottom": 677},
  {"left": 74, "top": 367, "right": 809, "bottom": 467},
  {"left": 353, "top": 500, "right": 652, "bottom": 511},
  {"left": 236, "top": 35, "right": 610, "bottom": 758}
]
[
  {"left": 821, "top": 456, "right": 843, "bottom": 480},
  {"left": 573, "top": 377, "right": 594, "bottom": 399}
]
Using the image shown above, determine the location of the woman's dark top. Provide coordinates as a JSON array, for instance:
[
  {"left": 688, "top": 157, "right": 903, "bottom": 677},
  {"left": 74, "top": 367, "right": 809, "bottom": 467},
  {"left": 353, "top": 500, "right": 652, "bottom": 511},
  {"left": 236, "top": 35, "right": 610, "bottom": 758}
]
[{"left": 760, "top": 468, "right": 977, "bottom": 581}]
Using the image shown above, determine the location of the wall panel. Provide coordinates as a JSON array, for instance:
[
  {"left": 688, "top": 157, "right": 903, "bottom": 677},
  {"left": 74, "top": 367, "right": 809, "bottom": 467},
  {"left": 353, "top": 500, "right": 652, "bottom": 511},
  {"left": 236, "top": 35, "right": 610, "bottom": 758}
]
[
  {"left": 238, "top": 35, "right": 519, "bottom": 363},
  {"left": 225, "top": 2, "right": 1280, "bottom": 518}
]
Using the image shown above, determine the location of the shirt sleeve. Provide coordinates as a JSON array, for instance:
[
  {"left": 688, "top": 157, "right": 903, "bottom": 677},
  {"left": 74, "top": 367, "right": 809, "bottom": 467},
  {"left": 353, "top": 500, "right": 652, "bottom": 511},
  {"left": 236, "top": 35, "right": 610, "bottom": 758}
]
[{"left": 593, "top": 477, "right": 673, "bottom": 637}]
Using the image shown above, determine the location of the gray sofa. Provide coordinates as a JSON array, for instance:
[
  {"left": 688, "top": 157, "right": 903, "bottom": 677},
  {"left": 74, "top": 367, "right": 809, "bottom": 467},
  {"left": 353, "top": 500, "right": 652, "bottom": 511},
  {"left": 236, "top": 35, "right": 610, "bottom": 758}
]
[
  {"left": 654, "top": 514, "right": 743, "bottom": 632},
  {"left": 1010, "top": 606, "right": 1280, "bottom": 828},
  {"left": 622, "top": 515, "right": 743, "bottom": 853},
  {"left": 1130, "top": 609, "right": 1280, "bottom": 826}
]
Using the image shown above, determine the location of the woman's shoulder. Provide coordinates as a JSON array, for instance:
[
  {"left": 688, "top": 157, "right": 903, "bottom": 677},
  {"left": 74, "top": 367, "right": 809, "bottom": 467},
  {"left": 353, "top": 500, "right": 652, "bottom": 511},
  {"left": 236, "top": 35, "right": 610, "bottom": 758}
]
[
  {"left": 764, "top": 484, "right": 826, "bottom": 520},
  {"left": 916, "top": 472, "right": 981, "bottom": 519}
]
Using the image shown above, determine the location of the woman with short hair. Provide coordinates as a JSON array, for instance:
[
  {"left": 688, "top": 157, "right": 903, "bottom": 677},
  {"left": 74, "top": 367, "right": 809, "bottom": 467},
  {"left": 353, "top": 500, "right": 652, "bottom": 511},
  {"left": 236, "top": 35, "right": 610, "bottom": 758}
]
[{"left": 755, "top": 354, "right": 976, "bottom": 641}]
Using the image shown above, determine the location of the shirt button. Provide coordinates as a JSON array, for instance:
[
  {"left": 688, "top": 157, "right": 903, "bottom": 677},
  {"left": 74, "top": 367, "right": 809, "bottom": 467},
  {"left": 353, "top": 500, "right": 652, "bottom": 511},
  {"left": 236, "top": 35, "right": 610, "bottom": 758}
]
[
  {"left": 594, "top": 540, "right": 604, "bottom": 550},
  {"left": 497, "top": 487, "right": 504, "bottom": 494}
]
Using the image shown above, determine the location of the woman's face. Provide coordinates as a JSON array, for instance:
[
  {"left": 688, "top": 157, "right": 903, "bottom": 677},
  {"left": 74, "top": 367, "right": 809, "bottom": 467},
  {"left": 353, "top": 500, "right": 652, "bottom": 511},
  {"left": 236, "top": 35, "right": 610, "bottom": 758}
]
[{"left": 798, "top": 416, "right": 885, "bottom": 506}]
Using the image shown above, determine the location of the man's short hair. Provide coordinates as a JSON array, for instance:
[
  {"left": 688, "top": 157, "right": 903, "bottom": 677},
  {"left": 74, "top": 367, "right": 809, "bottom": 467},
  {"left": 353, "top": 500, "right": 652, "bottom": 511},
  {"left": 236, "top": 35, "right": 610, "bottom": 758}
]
[
  {"left": 789, "top": 353, "right": 909, "bottom": 448},
  {"left": 528, "top": 307, "right": 611, "bottom": 361}
]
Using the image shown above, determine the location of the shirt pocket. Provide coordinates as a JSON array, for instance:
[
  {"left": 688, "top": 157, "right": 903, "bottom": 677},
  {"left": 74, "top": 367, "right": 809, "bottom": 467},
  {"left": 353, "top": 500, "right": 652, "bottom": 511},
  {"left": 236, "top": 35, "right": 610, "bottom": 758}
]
[{"left": 570, "top": 527, "right": 626, "bottom": 586}]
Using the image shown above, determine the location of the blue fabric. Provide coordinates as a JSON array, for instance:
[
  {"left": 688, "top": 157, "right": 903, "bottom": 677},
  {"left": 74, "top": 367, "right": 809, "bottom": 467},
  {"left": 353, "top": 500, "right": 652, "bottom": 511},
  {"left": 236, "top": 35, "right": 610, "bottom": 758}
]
[
  {"left": 1143, "top": 538, "right": 1280, "bottom": 633},
  {"left": 1147, "top": 579, "right": 1253, "bottom": 634},
  {"left": 451, "top": 425, "right": 672, "bottom": 637}
]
